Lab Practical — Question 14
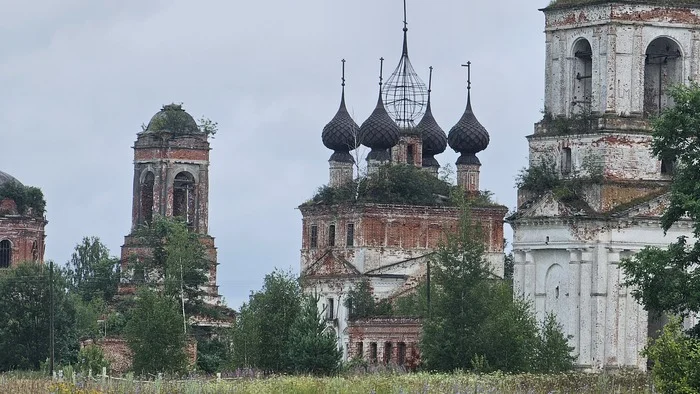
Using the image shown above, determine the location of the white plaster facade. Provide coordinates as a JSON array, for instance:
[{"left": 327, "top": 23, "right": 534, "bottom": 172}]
[{"left": 511, "top": 1, "right": 700, "bottom": 370}]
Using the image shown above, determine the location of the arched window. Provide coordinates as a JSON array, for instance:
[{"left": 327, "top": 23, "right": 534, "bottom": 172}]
[
  {"left": 572, "top": 39, "right": 593, "bottom": 114},
  {"left": 0, "top": 240, "right": 11, "bottom": 268},
  {"left": 173, "top": 172, "right": 196, "bottom": 227},
  {"left": 31, "top": 241, "right": 38, "bottom": 262},
  {"left": 140, "top": 172, "right": 155, "bottom": 225},
  {"left": 645, "top": 38, "right": 682, "bottom": 117}
]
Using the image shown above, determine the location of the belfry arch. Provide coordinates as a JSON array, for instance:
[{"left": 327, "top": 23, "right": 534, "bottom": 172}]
[
  {"left": 139, "top": 171, "right": 155, "bottom": 226},
  {"left": 644, "top": 37, "right": 683, "bottom": 117},
  {"left": 572, "top": 39, "right": 593, "bottom": 114},
  {"left": 173, "top": 171, "right": 196, "bottom": 227}
]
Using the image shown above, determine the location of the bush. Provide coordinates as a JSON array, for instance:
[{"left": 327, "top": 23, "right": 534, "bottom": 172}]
[
  {"left": 76, "top": 345, "right": 109, "bottom": 376},
  {"left": 0, "top": 181, "right": 45, "bottom": 216},
  {"left": 644, "top": 317, "right": 700, "bottom": 393}
]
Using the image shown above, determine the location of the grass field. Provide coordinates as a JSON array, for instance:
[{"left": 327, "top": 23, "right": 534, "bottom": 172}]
[{"left": 0, "top": 371, "right": 652, "bottom": 393}]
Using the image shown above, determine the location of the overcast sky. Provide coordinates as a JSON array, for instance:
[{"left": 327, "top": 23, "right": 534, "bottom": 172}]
[{"left": 0, "top": 0, "right": 549, "bottom": 309}]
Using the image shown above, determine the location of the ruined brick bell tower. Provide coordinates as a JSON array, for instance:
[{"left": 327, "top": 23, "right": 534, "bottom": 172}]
[{"left": 120, "top": 104, "right": 220, "bottom": 303}]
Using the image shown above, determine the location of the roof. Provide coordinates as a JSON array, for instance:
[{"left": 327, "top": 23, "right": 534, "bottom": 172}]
[
  {"left": 144, "top": 104, "right": 201, "bottom": 134},
  {"left": 0, "top": 171, "right": 22, "bottom": 187},
  {"left": 544, "top": 0, "right": 700, "bottom": 10}
]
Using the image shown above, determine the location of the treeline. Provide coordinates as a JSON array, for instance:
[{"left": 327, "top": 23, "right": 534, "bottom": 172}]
[{"left": 0, "top": 217, "right": 233, "bottom": 376}]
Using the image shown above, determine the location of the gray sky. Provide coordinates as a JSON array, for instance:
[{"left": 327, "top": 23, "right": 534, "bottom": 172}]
[{"left": 0, "top": 0, "right": 549, "bottom": 309}]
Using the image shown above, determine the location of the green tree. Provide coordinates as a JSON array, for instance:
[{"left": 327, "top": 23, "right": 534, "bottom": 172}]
[
  {"left": 0, "top": 262, "right": 78, "bottom": 371},
  {"left": 420, "top": 200, "right": 573, "bottom": 373},
  {"left": 534, "top": 312, "right": 576, "bottom": 373},
  {"left": 286, "top": 295, "right": 342, "bottom": 375},
  {"left": 643, "top": 317, "right": 700, "bottom": 393},
  {"left": 66, "top": 236, "right": 120, "bottom": 303},
  {"left": 132, "top": 216, "right": 211, "bottom": 318},
  {"left": 124, "top": 289, "right": 188, "bottom": 375},
  {"left": 619, "top": 83, "right": 700, "bottom": 335},
  {"left": 230, "top": 269, "right": 301, "bottom": 373},
  {"left": 343, "top": 279, "right": 392, "bottom": 319}
]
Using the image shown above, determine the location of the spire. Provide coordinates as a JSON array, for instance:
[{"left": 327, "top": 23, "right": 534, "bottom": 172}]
[
  {"left": 383, "top": 0, "right": 427, "bottom": 129},
  {"left": 427, "top": 66, "right": 433, "bottom": 110},
  {"left": 402, "top": 0, "right": 409, "bottom": 57},
  {"left": 341, "top": 58, "right": 346, "bottom": 104},
  {"left": 462, "top": 61, "right": 472, "bottom": 110}
]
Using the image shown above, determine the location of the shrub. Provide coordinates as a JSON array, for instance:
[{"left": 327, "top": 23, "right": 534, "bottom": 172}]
[
  {"left": 76, "top": 345, "right": 109, "bottom": 376},
  {"left": 644, "top": 317, "right": 700, "bottom": 393}
]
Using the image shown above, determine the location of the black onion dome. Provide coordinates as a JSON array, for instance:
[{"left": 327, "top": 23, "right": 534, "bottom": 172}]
[
  {"left": 359, "top": 94, "right": 400, "bottom": 151},
  {"left": 448, "top": 94, "right": 489, "bottom": 163},
  {"left": 0, "top": 171, "right": 22, "bottom": 187},
  {"left": 145, "top": 104, "right": 200, "bottom": 134},
  {"left": 418, "top": 102, "right": 447, "bottom": 157},
  {"left": 322, "top": 91, "right": 359, "bottom": 155}
]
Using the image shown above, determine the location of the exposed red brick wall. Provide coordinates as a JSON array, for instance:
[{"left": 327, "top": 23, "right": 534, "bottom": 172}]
[
  {"left": 0, "top": 214, "right": 46, "bottom": 266},
  {"left": 348, "top": 318, "right": 422, "bottom": 369},
  {"left": 300, "top": 204, "right": 507, "bottom": 255}
]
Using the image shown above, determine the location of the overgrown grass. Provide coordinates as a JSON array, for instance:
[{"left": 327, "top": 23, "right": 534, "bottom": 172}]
[{"left": 1, "top": 371, "right": 652, "bottom": 393}]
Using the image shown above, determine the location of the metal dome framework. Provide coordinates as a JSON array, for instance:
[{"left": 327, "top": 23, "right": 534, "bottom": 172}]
[{"left": 382, "top": 5, "right": 428, "bottom": 129}]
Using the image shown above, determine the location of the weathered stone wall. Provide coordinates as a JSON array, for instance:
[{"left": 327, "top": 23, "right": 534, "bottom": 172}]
[
  {"left": 512, "top": 217, "right": 693, "bottom": 370},
  {"left": 543, "top": 3, "right": 700, "bottom": 118},
  {"left": 0, "top": 214, "right": 46, "bottom": 266}
]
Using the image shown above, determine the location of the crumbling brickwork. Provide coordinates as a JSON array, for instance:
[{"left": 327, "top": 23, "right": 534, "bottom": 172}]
[
  {"left": 0, "top": 214, "right": 46, "bottom": 266},
  {"left": 119, "top": 107, "right": 220, "bottom": 304},
  {"left": 347, "top": 318, "right": 421, "bottom": 369},
  {"left": 300, "top": 202, "right": 507, "bottom": 360}
]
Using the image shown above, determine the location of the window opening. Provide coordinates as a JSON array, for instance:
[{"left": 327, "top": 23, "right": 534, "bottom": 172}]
[
  {"left": 397, "top": 342, "right": 407, "bottom": 366},
  {"left": 328, "top": 224, "right": 336, "bottom": 247},
  {"left": 370, "top": 342, "right": 378, "bottom": 363},
  {"left": 384, "top": 342, "right": 392, "bottom": 364},
  {"left": 573, "top": 39, "right": 593, "bottom": 114},
  {"left": 407, "top": 144, "right": 415, "bottom": 165},
  {"left": 356, "top": 342, "right": 364, "bottom": 359},
  {"left": 0, "top": 240, "right": 10, "bottom": 268},
  {"left": 310, "top": 225, "right": 318, "bottom": 248},
  {"left": 173, "top": 172, "right": 196, "bottom": 228},
  {"left": 31, "top": 241, "right": 38, "bottom": 262},
  {"left": 645, "top": 38, "right": 682, "bottom": 117},
  {"left": 326, "top": 298, "right": 335, "bottom": 320},
  {"left": 661, "top": 158, "right": 675, "bottom": 175},
  {"left": 346, "top": 223, "right": 355, "bottom": 247},
  {"left": 140, "top": 172, "right": 155, "bottom": 225},
  {"left": 562, "top": 147, "right": 572, "bottom": 175}
]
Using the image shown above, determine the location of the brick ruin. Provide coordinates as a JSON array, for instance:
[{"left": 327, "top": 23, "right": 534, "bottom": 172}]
[
  {"left": 119, "top": 104, "right": 220, "bottom": 304},
  {"left": 0, "top": 172, "right": 46, "bottom": 268}
]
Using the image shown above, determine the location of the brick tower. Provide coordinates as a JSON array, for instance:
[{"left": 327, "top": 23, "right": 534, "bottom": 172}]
[{"left": 120, "top": 104, "right": 219, "bottom": 303}]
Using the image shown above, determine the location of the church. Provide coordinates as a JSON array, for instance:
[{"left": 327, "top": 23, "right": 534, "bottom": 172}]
[
  {"left": 510, "top": 0, "right": 699, "bottom": 370},
  {"left": 298, "top": 5, "right": 507, "bottom": 363}
]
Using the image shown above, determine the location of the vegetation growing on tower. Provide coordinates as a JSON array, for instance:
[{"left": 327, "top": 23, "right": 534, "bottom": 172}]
[
  {"left": 0, "top": 181, "right": 46, "bottom": 216},
  {"left": 305, "top": 164, "right": 497, "bottom": 207}
]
